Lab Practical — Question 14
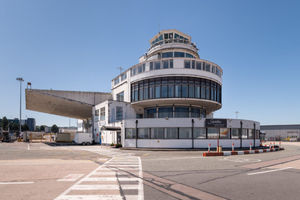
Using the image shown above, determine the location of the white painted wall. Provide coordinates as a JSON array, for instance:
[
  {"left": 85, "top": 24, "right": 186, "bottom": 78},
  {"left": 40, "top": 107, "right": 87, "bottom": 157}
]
[{"left": 124, "top": 139, "right": 260, "bottom": 148}]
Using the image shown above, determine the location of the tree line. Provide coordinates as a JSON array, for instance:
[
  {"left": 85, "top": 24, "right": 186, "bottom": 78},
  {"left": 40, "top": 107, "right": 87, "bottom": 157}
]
[{"left": 0, "top": 116, "right": 59, "bottom": 133}]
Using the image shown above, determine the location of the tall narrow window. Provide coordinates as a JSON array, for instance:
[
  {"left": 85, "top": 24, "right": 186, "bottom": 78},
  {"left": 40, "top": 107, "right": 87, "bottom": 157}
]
[
  {"left": 184, "top": 60, "right": 191, "bottom": 68},
  {"left": 100, "top": 107, "right": 105, "bottom": 121},
  {"left": 116, "top": 107, "right": 123, "bottom": 121},
  {"left": 163, "top": 60, "right": 168, "bottom": 69},
  {"left": 169, "top": 59, "right": 174, "bottom": 68}
]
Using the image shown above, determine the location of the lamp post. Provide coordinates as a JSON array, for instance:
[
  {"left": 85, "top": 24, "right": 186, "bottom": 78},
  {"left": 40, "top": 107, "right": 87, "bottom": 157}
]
[{"left": 16, "top": 77, "right": 24, "bottom": 135}]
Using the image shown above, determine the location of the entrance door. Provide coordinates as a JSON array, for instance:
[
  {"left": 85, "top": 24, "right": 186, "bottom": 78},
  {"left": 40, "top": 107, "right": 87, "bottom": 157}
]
[{"left": 117, "top": 131, "right": 121, "bottom": 144}]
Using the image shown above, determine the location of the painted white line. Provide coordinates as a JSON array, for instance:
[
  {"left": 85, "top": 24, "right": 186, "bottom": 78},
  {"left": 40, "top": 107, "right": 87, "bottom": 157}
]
[
  {"left": 138, "top": 156, "right": 144, "bottom": 200},
  {"left": 82, "top": 177, "right": 139, "bottom": 182},
  {"left": 247, "top": 167, "right": 293, "bottom": 176},
  {"left": 27, "top": 144, "right": 30, "bottom": 150},
  {"left": 0, "top": 181, "right": 34, "bottom": 185},
  {"left": 92, "top": 171, "right": 116, "bottom": 175},
  {"left": 54, "top": 158, "right": 113, "bottom": 200},
  {"left": 104, "top": 164, "right": 139, "bottom": 167},
  {"left": 72, "top": 184, "right": 139, "bottom": 190},
  {"left": 101, "top": 167, "right": 139, "bottom": 171},
  {"left": 57, "top": 174, "right": 84, "bottom": 182},
  {"left": 56, "top": 195, "right": 123, "bottom": 200}
]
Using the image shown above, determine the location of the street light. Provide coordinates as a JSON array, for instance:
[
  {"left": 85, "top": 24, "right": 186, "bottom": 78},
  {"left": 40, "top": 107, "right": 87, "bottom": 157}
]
[{"left": 16, "top": 77, "right": 24, "bottom": 135}]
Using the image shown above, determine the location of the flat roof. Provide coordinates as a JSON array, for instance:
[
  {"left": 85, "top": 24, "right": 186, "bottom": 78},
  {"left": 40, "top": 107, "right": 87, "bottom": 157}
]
[
  {"left": 26, "top": 89, "right": 111, "bottom": 119},
  {"left": 261, "top": 124, "right": 300, "bottom": 130}
]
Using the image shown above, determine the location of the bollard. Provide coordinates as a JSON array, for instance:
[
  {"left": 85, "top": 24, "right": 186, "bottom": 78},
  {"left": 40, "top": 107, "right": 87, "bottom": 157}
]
[
  {"left": 232, "top": 142, "right": 234, "bottom": 151},
  {"left": 208, "top": 143, "right": 211, "bottom": 152},
  {"left": 250, "top": 142, "right": 252, "bottom": 151}
]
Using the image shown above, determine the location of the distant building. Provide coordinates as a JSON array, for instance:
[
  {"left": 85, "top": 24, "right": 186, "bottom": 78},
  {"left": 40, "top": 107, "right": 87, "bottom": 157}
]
[
  {"left": 261, "top": 125, "right": 300, "bottom": 141},
  {"left": 59, "top": 127, "right": 77, "bottom": 134},
  {"left": 26, "top": 118, "right": 36, "bottom": 131}
]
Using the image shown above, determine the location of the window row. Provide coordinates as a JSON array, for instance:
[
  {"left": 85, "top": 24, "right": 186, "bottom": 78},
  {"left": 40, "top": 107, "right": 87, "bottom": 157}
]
[
  {"left": 131, "top": 63, "right": 146, "bottom": 76},
  {"left": 151, "top": 32, "right": 189, "bottom": 46},
  {"left": 114, "top": 72, "right": 127, "bottom": 85},
  {"left": 125, "top": 128, "right": 260, "bottom": 140},
  {"left": 184, "top": 60, "right": 221, "bottom": 77},
  {"left": 114, "top": 60, "right": 222, "bottom": 86},
  {"left": 144, "top": 106, "right": 206, "bottom": 118},
  {"left": 160, "top": 51, "right": 195, "bottom": 59},
  {"left": 149, "top": 59, "right": 173, "bottom": 71},
  {"left": 131, "top": 77, "right": 222, "bottom": 103}
]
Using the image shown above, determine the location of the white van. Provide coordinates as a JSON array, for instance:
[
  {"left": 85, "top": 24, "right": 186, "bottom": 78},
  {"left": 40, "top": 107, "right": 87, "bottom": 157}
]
[{"left": 73, "top": 133, "right": 93, "bottom": 145}]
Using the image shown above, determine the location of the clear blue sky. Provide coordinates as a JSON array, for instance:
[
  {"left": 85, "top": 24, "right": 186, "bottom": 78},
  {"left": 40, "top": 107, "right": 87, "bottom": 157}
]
[{"left": 0, "top": 0, "right": 299, "bottom": 126}]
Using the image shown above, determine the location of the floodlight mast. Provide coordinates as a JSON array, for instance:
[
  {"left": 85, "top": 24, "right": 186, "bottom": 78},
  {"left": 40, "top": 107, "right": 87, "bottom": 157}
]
[{"left": 16, "top": 77, "right": 24, "bottom": 135}]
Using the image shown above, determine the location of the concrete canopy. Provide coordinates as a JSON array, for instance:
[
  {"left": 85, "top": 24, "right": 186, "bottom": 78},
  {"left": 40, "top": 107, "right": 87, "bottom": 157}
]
[{"left": 26, "top": 89, "right": 112, "bottom": 119}]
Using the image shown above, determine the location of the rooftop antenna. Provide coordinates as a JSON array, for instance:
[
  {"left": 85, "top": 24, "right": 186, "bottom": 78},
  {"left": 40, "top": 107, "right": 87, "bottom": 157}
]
[
  {"left": 235, "top": 111, "right": 239, "bottom": 119},
  {"left": 117, "top": 67, "right": 123, "bottom": 74}
]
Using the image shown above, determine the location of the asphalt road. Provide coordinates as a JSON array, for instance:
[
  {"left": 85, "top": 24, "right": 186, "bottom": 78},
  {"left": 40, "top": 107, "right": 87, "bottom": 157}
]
[{"left": 0, "top": 142, "right": 299, "bottom": 200}]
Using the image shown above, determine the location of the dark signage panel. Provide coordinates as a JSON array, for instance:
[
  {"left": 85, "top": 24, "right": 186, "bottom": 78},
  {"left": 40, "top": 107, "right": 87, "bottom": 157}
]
[{"left": 206, "top": 119, "right": 227, "bottom": 128}]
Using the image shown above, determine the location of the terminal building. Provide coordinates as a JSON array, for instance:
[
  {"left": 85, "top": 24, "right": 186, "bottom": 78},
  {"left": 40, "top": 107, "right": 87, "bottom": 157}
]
[
  {"left": 26, "top": 29, "right": 260, "bottom": 148},
  {"left": 261, "top": 124, "right": 300, "bottom": 141}
]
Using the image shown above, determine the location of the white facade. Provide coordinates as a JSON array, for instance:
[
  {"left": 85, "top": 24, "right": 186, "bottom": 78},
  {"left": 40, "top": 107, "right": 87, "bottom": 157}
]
[{"left": 92, "top": 29, "right": 260, "bottom": 148}]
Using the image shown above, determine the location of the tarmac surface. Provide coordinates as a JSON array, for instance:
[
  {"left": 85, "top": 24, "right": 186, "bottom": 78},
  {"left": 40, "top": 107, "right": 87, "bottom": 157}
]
[{"left": 0, "top": 142, "right": 299, "bottom": 200}]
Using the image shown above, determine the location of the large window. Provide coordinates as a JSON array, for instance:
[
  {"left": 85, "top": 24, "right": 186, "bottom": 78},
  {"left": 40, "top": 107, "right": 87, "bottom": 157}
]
[
  {"left": 248, "top": 129, "right": 254, "bottom": 139},
  {"left": 184, "top": 60, "right": 191, "bottom": 68},
  {"left": 175, "top": 107, "right": 189, "bottom": 118},
  {"left": 194, "top": 128, "right": 206, "bottom": 139},
  {"left": 144, "top": 107, "right": 156, "bottom": 118},
  {"left": 165, "top": 128, "right": 178, "bottom": 139},
  {"left": 207, "top": 128, "right": 219, "bottom": 139},
  {"left": 125, "top": 128, "right": 136, "bottom": 139},
  {"left": 231, "top": 128, "right": 239, "bottom": 139},
  {"left": 179, "top": 128, "right": 192, "bottom": 139},
  {"left": 131, "top": 77, "right": 222, "bottom": 104},
  {"left": 116, "top": 91, "right": 124, "bottom": 101},
  {"left": 158, "top": 107, "right": 173, "bottom": 118},
  {"left": 242, "top": 129, "right": 248, "bottom": 139},
  {"left": 191, "top": 107, "right": 200, "bottom": 117},
  {"left": 220, "top": 128, "right": 230, "bottom": 139},
  {"left": 138, "top": 128, "right": 150, "bottom": 139},
  {"left": 145, "top": 106, "right": 205, "bottom": 119},
  {"left": 162, "top": 52, "right": 173, "bottom": 58},
  {"left": 151, "top": 128, "right": 164, "bottom": 139},
  {"left": 116, "top": 106, "right": 123, "bottom": 121},
  {"left": 174, "top": 52, "right": 185, "bottom": 57}
]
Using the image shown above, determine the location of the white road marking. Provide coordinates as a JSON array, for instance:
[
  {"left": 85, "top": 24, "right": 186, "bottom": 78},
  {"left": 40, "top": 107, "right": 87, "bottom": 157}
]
[
  {"left": 72, "top": 184, "right": 139, "bottom": 190},
  {"left": 0, "top": 181, "right": 34, "bottom": 185},
  {"left": 54, "top": 158, "right": 113, "bottom": 200},
  {"left": 27, "top": 144, "right": 30, "bottom": 150},
  {"left": 221, "top": 157, "right": 261, "bottom": 163},
  {"left": 82, "top": 177, "right": 139, "bottom": 182},
  {"left": 56, "top": 195, "right": 139, "bottom": 200},
  {"left": 247, "top": 167, "right": 293, "bottom": 176},
  {"left": 54, "top": 150, "right": 144, "bottom": 200},
  {"left": 57, "top": 174, "right": 84, "bottom": 182}
]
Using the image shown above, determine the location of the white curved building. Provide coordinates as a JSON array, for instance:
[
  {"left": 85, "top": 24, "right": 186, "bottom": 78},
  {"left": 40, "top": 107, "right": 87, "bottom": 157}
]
[
  {"left": 94, "top": 30, "right": 260, "bottom": 148},
  {"left": 25, "top": 29, "right": 260, "bottom": 149}
]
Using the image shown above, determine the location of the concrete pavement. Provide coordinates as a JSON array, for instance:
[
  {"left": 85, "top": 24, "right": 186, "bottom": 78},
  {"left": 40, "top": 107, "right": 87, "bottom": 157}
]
[{"left": 0, "top": 142, "right": 299, "bottom": 200}]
